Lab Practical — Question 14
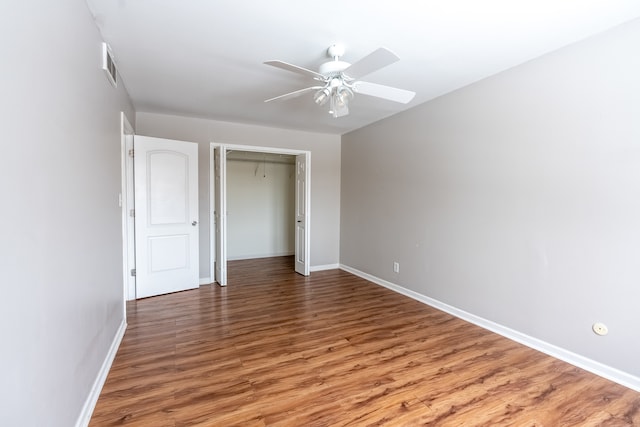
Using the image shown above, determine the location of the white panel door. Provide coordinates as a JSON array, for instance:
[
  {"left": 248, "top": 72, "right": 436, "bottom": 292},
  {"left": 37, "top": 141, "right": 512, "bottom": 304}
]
[
  {"left": 214, "top": 146, "right": 227, "bottom": 286},
  {"left": 295, "top": 154, "right": 310, "bottom": 276},
  {"left": 134, "top": 136, "right": 199, "bottom": 298}
]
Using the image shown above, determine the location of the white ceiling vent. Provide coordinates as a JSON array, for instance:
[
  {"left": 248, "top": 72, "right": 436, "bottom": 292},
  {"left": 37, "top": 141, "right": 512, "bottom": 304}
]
[{"left": 102, "top": 42, "right": 117, "bottom": 88}]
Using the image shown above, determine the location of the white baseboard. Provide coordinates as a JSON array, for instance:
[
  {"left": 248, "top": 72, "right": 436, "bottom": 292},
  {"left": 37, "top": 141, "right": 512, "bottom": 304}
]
[
  {"left": 199, "top": 277, "right": 212, "bottom": 285},
  {"left": 75, "top": 319, "right": 127, "bottom": 427},
  {"left": 340, "top": 264, "right": 640, "bottom": 392},
  {"left": 310, "top": 263, "right": 340, "bottom": 272}
]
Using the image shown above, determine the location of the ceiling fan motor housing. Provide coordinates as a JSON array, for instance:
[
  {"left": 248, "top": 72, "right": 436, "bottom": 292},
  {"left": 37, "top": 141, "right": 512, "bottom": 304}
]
[{"left": 318, "top": 60, "right": 351, "bottom": 77}]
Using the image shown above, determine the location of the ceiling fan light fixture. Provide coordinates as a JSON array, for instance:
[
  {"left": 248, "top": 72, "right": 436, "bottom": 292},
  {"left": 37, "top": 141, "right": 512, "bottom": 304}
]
[
  {"left": 330, "top": 91, "right": 349, "bottom": 118},
  {"left": 336, "top": 86, "right": 353, "bottom": 107},
  {"left": 313, "top": 88, "right": 330, "bottom": 106}
]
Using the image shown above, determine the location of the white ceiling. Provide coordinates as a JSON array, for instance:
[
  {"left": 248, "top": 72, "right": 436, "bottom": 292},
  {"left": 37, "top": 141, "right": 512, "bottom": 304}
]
[{"left": 85, "top": 0, "right": 640, "bottom": 135}]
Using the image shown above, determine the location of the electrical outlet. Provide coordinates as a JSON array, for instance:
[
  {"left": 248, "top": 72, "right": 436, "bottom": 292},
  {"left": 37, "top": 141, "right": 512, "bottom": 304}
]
[
  {"left": 592, "top": 322, "right": 608, "bottom": 336},
  {"left": 393, "top": 262, "right": 400, "bottom": 273}
]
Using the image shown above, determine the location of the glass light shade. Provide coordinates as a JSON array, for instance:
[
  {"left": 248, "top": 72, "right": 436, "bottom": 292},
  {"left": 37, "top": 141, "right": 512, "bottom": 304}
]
[
  {"left": 314, "top": 89, "right": 330, "bottom": 106},
  {"left": 336, "top": 87, "right": 352, "bottom": 107}
]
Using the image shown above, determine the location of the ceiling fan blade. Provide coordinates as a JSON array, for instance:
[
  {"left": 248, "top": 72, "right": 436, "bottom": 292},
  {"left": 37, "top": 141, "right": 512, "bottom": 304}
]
[
  {"left": 343, "top": 48, "right": 400, "bottom": 79},
  {"left": 353, "top": 81, "right": 415, "bottom": 104},
  {"left": 264, "top": 86, "right": 323, "bottom": 103},
  {"left": 264, "top": 60, "right": 326, "bottom": 80}
]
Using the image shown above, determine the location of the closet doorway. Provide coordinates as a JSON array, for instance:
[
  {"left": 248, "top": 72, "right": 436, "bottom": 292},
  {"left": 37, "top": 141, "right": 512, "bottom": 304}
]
[{"left": 210, "top": 143, "right": 310, "bottom": 286}]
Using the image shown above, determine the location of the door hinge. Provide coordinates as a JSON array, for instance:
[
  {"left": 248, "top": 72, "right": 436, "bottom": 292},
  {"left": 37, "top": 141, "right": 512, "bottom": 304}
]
[
  {"left": 129, "top": 209, "right": 135, "bottom": 218},
  {"left": 128, "top": 149, "right": 134, "bottom": 157},
  {"left": 130, "top": 268, "right": 136, "bottom": 277}
]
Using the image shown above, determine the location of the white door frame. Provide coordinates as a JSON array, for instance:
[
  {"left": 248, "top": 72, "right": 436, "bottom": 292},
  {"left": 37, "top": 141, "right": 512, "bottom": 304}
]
[
  {"left": 209, "top": 142, "right": 311, "bottom": 283},
  {"left": 213, "top": 145, "right": 227, "bottom": 286},
  {"left": 120, "top": 112, "right": 135, "bottom": 303}
]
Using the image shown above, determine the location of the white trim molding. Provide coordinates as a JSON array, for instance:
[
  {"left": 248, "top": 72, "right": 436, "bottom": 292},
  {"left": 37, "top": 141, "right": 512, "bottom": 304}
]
[
  {"left": 310, "top": 263, "right": 340, "bottom": 272},
  {"left": 120, "top": 112, "right": 136, "bottom": 302},
  {"left": 199, "top": 277, "right": 213, "bottom": 285},
  {"left": 75, "top": 319, "right": 127, "bottom": 427},
  {"left": 340, "top": 264, "right": 640, "bottom": 393}
]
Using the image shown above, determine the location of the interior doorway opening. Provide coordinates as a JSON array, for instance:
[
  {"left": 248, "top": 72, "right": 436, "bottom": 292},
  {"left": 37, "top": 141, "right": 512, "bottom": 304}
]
[
  {"left": 210, "top": 143, "right": 310, "bottom": 286},
  {"left": 226, "top": 150, "right": 296, "bottom": 261}
]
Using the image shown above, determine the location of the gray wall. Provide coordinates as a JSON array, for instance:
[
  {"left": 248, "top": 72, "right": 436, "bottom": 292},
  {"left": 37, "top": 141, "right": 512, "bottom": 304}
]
[
  {"left": 341, "top": 18, "right": 640, "bottom": 378},
  {"left": 0, "top": 1, "right": 135, "bottom": 426},
  {"left": 135, "top": 112, "right": 341, "bottom": 276}
]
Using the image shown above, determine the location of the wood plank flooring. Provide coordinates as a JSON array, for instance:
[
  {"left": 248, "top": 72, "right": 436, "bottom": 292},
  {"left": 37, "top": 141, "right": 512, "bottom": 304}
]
[{"left": 90, "top": 256, "right": 640, "bottom": 426}]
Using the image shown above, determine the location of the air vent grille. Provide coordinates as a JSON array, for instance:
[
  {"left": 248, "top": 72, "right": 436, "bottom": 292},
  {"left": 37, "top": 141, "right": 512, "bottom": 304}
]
[{"left": 102, "top": 42, "right": 117, "bottom": 88}]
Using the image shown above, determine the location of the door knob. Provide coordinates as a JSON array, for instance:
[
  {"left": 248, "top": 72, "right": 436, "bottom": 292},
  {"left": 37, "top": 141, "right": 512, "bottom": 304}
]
[{"left": 192, "top": 221, "right": 198, "bottom": 226}]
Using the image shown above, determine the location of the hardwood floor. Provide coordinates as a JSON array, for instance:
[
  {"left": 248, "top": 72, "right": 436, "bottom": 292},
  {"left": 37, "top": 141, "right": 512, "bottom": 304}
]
[{"left": 90, "top": 256, "right": 640, "bottom": 426}]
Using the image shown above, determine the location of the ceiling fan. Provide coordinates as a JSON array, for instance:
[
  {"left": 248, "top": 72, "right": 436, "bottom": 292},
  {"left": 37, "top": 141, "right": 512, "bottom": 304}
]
[{"left": 264, "top": 44, "right": 416, "bottom": 118}]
